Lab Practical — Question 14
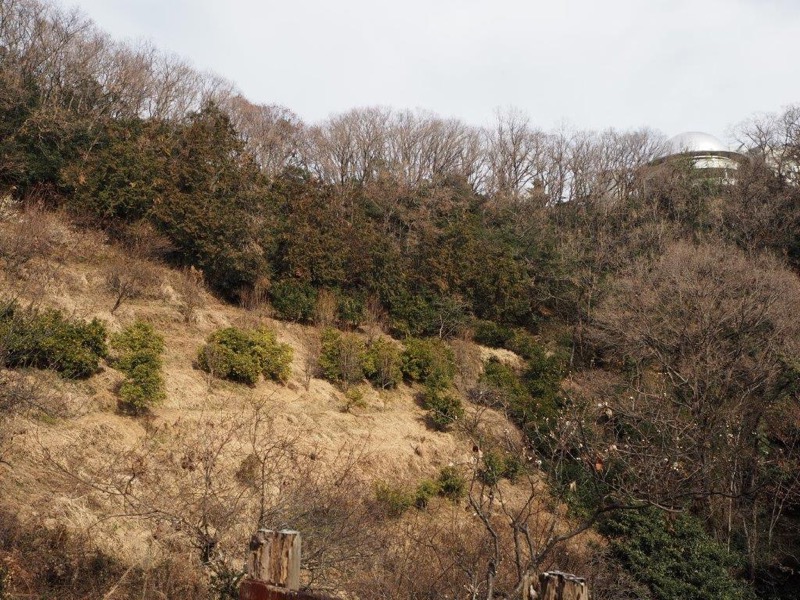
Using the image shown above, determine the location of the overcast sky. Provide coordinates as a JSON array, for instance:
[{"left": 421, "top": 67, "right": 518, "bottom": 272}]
[{"left": 66, "top": 0, "right": 800, "bottom": 142}]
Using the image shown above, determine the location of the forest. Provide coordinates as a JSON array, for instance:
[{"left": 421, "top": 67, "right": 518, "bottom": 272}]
[{"left": 2, "top": 0, "right": 800, "bottom": 598}]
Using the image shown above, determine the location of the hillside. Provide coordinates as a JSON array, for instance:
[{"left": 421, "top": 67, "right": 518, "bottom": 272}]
[
  {"left": 3, "top": 1, "right": 800, "bottom": 598},
  {"left": 1, "top": 206, "right": 602, "bottom": 599}
]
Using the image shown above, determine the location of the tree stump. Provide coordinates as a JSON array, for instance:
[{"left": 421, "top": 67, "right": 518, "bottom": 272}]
[
  {"left": 538, "top": 571, "right": 589, "bottom": 600},
  {"left": 247, "top": 529, "right": 301, "bottom": 590}
]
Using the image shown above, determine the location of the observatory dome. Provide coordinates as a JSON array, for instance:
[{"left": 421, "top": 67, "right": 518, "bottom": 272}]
[
  {"left": 656, "top": 131, "right": 742, "bottom": 171},
  {"left": 663, "top": 131, "right": 730, "bottom": 156}
]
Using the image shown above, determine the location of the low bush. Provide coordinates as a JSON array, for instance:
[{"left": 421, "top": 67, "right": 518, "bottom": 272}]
[
  {"left": 342, "top": 386, "right": 367, "bottom": 412},
  {"left": 480, "top": 353, "right": 564, "bottom": 448},
  {"left": 414, "top": 478, "right": 440, "bottom": 509},
  {"left": 505, "top": 329, "right": 539, "bottom": 360},
  {"left": 197, "top": 326, "right": 293, "bottom": 385},
  {"left": 336, "top": 292, "right": 365, "bottom": 329},
  {"left": 269, "top": 279, "right": 317, "bottom": 322},
  {"left": 479, "top": 449, "right": 524, "bottom": 486},
  {"left": 422, "top": 386, "right": 464, "bottom": 431},
  {"left": 480, "top": 358, "right": 530, "bottom": 409},
  {"left": 472, "top": 320, "right": 514, "bottom": 348},
  {"left": 375, "top": 475, "right": 456, "bottom": 515},
  {"left": 375, "top": 481, "right": 415, "bottom": 517},
  {"left": 318, "top": 328, "right": 365, "bottom": 389},
  {"left": 0, "top": 303, "right": 107, "bottom": 378},
  {"left": 110, "top": 321, "right": 165, "bottom": 414},
  {"left": 472, "top": 321, "right": 539, "bottom": 360},
  {"left": 437, "top": 466, "right": 466, "bottom": 501},
  {"left": 599, "top": 508, "right": 755, "bottom": 600},
  {"left": 400, "top": 338, "right": 456, "bottom": 390},
  {"left": 362, "top": 337, "right": 402, "bottom": 389}
]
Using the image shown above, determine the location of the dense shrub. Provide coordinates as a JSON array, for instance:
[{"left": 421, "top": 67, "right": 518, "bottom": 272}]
[
  {"left": 522, "top": 344, "right": 565, "bottom": 402},
  {"left": 472, "top": 320, "right": 540, "bottom": 360},
  {"left": 479, "top": 449, "right": 523, "bottom": 486},
  {"left": 336, "top": 292, "right": 365, "bottom": 329},
  {"left": 479, "top": 355, "right": 565, "bottom": 453},
  {"left": 110, "top": 321, "right": 165, "bottom": 414},
  {"left": 421, "top": 385, "right": 464, "bottom": 431},
  {"left": 600, "top": 508, "right": 755, "bottom": 600},
  {"left": 197, "top": 326, "right": 292, "bottom": 385},
  {"left": 480, "top": 358, "right": 530, "bottom": 409},
  {"left": 362, "top": 337, "right": 402, "bottom": 389},
  {"left": 318, "top": 328, "right": 365, "bottom": 389},
  {"left": 374, "top": 481, "right": 415, "bottom": 517},
  {"left": 375, "top": 475, "right": 458, "bottom": 516},
  {"left": 414, "top": 478, "right": 440, "bottom": 509},
  {"left": 437, "top": 466, "right": 466, "bottom": 501},
  {"left": 505, "top": 329, "right": 539, "bottom": 360},
  {"left": 269, "top": 279, "right": 318, "bottom": 322},
  {"left": 400, "top": 338, "right": 456, "bottom": 390},
  {"left": 0, "top": 303, "right": 107, "bottom": 378},
  {"left": 472, "top": 320, "right": 514, "bottom": 348}
]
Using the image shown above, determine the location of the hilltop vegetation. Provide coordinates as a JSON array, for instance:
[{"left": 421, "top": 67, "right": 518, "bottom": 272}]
[{"left": 2, "top": 0, "right": 800, "bottom": 598}]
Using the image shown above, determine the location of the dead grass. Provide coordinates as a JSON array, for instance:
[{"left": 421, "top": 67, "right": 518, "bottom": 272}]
[{"left": 0, "top": 207, "right": 595, "bottom": 598}]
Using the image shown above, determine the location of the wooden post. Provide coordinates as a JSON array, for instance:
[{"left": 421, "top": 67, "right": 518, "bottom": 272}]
[
  {"left": 537, "top": 571, "right": 589, "bottom": 600},
  {"left": 521, "top": 573, "right": 536, "bottom": 600},
  {"left": 247, "top": 529, "right": 301, "bottom": 590}
]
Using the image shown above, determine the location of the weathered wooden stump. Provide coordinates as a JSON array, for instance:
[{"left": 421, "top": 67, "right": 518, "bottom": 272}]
[
  {"left": 247, "top": 529, "right": 302, "bottom": 590},
  {"left": 240, "top": 529, "right": 338, "bottom": 600},
  {"left": 537, "top": 571, "right": 589, "bottom": 600}
]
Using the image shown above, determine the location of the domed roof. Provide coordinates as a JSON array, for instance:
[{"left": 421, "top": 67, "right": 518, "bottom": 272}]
[{"left": 663, "top": 131, "right": 730, "bottom": 156}]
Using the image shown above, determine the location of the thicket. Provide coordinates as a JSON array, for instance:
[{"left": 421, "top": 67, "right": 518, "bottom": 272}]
[
  {"left": 362, "top": 337, "right": 402, "bottom": 389},
  {"left": 400, "top": 338, "right": 456, "bottom": 389},
  {"left": 197, "top": 326, "right": 292, "bottom": 385},
  {"left": 374, "top": 467, "right": 466, "bottom": 517},
  {"left": 0, "top": 303, "right": 107, "bottom": 379},
  {"left": 318, "top": 330, "right": 404, "bottom": 391},
  {"left": 110, "top": 321, "right": 165, "bottom": 414},
  {"left": 479, "top": 351, "right": 565, "bottom": 444},
  {"left": 599, "top": 509, "right": 755, "bottom": 600},
  {"left": 318, "top": 328, "right": 366, "bottom": 389}
]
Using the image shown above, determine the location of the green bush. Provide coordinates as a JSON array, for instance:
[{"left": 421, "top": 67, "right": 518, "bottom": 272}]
[
  {"left": 505, "top": 329, "right": 539, "bottom": 360},
  {"left": 481, "top": 358, "right": 530, "bottom": 409},
  {"left": 422, "top": 386, "right": 464, "bottom": 431},
  {"left": 318, "top": 328, "right": 365, "bottom": 388},
  {"left": 362, "top": 337, "right": 402, "bottom": 389},
  {"left": 437, "top": 466, "right": 466, "bottom": 501},
  {"left": 111, "top": 321, "right": 165, "bottom": 414},
  {"left": 599, "top": 508, "right": 755, "bottom": 600},
  {"left": 480, "top": 352, "right": 564, "bottom": 448},
  {"left": 479, "top": 450, "right": 506, "bottom": 487},
  {"left": 400, "top": 338, "right": 456, "bottom": 390},
  {"left": 501, "top": 453, "right": 523, "bottom": 482},
  {"left": 342, "top": 386, "right": 367, "bottom": 412},
  {"left": 375, "top": 481, "right": 415, "bottom": 517},
  {"left": 269, "top": 279, "right": 318, "bottom": 322},
  {"left": 414, "top": 478, "right": 440, "bottom": 509},
  {"left": 472, "top": 320, "right": 514, "bottom": 348},
  {"left": 0, "top": 303, "right": 107, "bottom": 379},
  {"left": 336, "top": 292, "right": 365, "bottom": 329},
  {"left": 479, "top": 449, "right": 524, "bottom": 486},
  {"left": 197, "top": 326, "right": 293, "bottom": 385}
]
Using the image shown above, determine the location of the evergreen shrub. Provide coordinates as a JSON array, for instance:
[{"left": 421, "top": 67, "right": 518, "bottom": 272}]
[
  {"left": 111, "top": 321, "right": 165, "bottom": 414},
  {"left": 0, "top": 303, "right": 107, "bottom": 378},
  {"left": 270, "top": 279, "right": 317, "bottom": 322},
  {"left": 362, "top": 337, "right": 402, "bottom": 389},
  {"left": 400, "top": 338, "right": 456, "bottom": 390},
  {"left": 198, "top": 326, "right": 292, "bottom": 385}
]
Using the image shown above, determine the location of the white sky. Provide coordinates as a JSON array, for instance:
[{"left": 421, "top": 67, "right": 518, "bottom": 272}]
[{"left": 66, "top": 0, "right": 800, "bottom": 141}]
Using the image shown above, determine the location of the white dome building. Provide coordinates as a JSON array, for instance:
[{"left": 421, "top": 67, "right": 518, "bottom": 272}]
[{"left": 655, "top": 131, "right": 743, "bottom": 171}]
